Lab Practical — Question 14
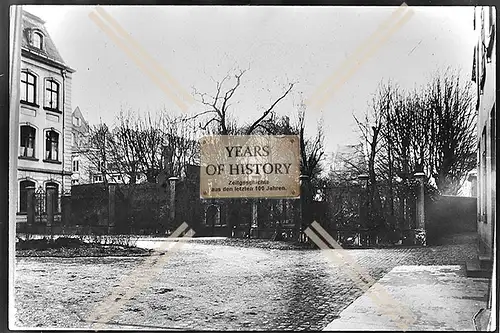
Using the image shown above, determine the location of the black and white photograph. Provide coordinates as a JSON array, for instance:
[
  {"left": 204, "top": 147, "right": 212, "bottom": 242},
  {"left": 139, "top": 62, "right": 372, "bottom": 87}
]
[{"left": 6, "top": 3, "right": 497, "bottom": 331}]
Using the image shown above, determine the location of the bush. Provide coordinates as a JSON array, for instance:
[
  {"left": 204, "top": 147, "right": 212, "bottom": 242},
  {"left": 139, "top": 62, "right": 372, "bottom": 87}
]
[{"left": 54, "top": 237, "right": 84, "bottom": 248}]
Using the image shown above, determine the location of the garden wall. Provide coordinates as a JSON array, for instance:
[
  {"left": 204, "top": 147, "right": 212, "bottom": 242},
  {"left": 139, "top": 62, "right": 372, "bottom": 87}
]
[
  {"left": 69, "top": 183, "right": 171, "bottom": 234},
  {"left": 426, "top": 195, "right": 477, "bottom": 244}
]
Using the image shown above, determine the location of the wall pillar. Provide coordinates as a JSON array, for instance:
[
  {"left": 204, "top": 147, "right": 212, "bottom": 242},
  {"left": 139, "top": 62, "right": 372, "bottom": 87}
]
[
  {"left": 26, "top": 185, "right": 35, "bottom": 228},
  {"left": 357, "top": 174, "right": 369, "bottom": 227},
  {"left": 61, "top": 194, "right": 71, "bottom": 227},
  {"left": 169, "top": 176, "right": 179, "bottom": 222},
  {"left": 468, "top": 172, "right": 478, "bottom": 197},
  {"left": 299, "top": 174, "right": 310, "bottom": 243},
  {"left": 46, "top": 184, "right": 57, "bottom": 235},
  {"left": 108, "top": 184, "right": 116, "bottom": 234},
  {"left": 413, "top": 172, "right": 426, "bottom": 246},
  {"left": 250, "top": 199, "right": 258, "bottom": 238}
]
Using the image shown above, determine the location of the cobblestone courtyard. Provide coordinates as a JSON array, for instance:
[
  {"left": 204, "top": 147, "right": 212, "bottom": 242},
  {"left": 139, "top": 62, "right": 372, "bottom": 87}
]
[{"left": 14, "top": 234, "right": 479, "bottom": 330}]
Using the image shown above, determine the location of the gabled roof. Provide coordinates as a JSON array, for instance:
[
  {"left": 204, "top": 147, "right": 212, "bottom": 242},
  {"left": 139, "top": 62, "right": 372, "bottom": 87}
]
[
  {"left": 73, "top": 106, "right": 88, "bottom": 124},
  {"left": 21, "top": 10, "right": 74, "bottom": 72},
  {"left": 72, "top": 106, "right": 90, "bottom": 135}
]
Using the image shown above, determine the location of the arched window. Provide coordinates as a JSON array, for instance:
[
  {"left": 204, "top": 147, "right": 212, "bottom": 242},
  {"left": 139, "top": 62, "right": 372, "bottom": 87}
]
[
  {"left": 32, "top": 31, "right": 43, "bottom": 49},
  {"left": 20, "top": 70, "right": 36, "bottom": 105},
  {"left": 45, "top": 79, "right": 60, "bottom": 110},
  {"left": 45, "top": 130, "right": 59, "bottom": 161},
  {"left": 19, "top": 180, "right": 35, "bottom": 213},
  {"left": 45, "top": 182, "right": 60, "bottom": 213},
  {"left": 20, "top": 125, "right": 36, "bottom": 158}
]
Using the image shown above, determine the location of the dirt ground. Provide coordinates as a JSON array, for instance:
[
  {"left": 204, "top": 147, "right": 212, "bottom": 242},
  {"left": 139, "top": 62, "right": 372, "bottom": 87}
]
[{"left": 14, "top": 235, "right": 479, "bottom": 330}]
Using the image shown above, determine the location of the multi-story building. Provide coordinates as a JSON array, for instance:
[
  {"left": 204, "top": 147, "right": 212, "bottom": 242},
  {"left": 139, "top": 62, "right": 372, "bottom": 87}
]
[
  {"left": 472, "top": 6, "right": 496, "bottom": 266},
  {"left": 330, "top": 143, "right": 367, "bottom": 183},
  {"left": 470, "top": 7, "right": 495, "bottom": 325},
  {"left": 16, "top": 10, "right": 75, "bottom": 222},
  {"left": 71, "top": 106, "right": 91, "bottom": 185},
  {"left": 69, "top": 110, "right": 127, "bottom": 185}
]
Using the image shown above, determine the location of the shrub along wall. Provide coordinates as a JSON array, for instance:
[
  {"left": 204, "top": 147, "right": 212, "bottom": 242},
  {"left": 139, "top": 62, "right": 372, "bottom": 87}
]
[
  {"left": 70, "top": 184, "right": 109, "bottom": 229},
  {"left": 115, "top": 183, "right": 169, "bottom": 234}
]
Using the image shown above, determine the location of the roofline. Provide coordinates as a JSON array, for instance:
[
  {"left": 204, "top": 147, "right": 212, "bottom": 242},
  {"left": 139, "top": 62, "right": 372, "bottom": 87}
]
[
  {"left": 22, "top": 10, "right": 46, "bottom": 24},
  {"left": 22, "top": 48, "right": 76, "bottom": 73}
]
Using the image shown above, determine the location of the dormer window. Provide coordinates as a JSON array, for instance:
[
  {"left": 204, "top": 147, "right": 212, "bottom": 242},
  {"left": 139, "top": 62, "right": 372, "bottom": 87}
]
[{"left": 32, "top": 31, "right": 43, "bottom": 49}]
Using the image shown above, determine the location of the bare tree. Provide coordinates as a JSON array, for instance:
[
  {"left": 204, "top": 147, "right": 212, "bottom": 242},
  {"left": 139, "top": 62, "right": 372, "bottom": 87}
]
[
  {"left": 353, "top": 86, "right": 387, "bottom": 231},
  {"left": 81, "top": 122, "right": 114, "bottom": 186},
  {"left": 329, "top": 143, "right": 367, "bottom": 185},
  {"left": 111, "top": 110, "right": 143, "bottom": 184},
  {"left": 134, "top": 112, "right": 166, "bottom": 183},
  {"left": 381, "top": 68, "right": 477, "bottom": 195},
  {"left": 297, "top": 107, "right": 325, "bottom": 184},
  {"left": 257, "top": 103, "right": 326, "bottom": 186},
  {"left": 424, "top": 68, "right": 477, "bottom": 195},
  {"left": 191, "top": 68, "right": 294, "bottom": 135},
  {"left": 160, "top": 112, "right": 200, "bottom": 178}
]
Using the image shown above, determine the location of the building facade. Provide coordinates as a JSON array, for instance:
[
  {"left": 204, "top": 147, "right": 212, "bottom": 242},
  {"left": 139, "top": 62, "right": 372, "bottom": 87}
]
[
  {"left": 330, "top": 143, "right": 367, "bottom": 183},
  {"left": 71, "top": 106, "right": 92, "bottom": 185},
  {"left": 472, "top": 6, "right": 496, "bottom": 263},
  {"left": 16, "top": 11, "right": 75, "bottom": 222}
]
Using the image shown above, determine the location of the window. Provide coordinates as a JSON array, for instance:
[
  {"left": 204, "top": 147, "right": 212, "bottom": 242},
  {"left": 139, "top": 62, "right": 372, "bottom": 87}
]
[
  {"left": 20, "top": 71, "right": 36, "bottom": 105},
  {"left": 45, "top": 182, "right": 59, "bottom": 213},
  {"left": 93, "top": 175, "right": 103, "bottom": 183},
  {"left": 72, "top": 159, "right": 79, "bottom": 172},
  {"left": 19, "top": 180, "right": 35, "bottom": 213},
  {"left": 45, "top": 80, "right": 59, "bottom": 110},
  {"left": 73, "top": 116, "right": 81, "bottom": 126},
  {"left": 45, "top": 130, "right": 59, "bottom": 161},
  {"left": 32, "top": 31, "right": 43, "bottom": 49},
  {"left": 20, "top": 125, "right": 36, "bottom": 158},
  {"left": 71, "top": 179, "right": 79, "bottom": 185},
  {"left": 97, "top": 161, "right": 105, "bottom": 172}
]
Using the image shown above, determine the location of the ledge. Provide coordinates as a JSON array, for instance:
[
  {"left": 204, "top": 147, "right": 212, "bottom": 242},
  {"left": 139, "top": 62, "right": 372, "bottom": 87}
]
[
  {"left": 44, "top": 107, "right": 62, "bottom": 114},
  {"left": 18, "top": 166, "right": 72, "bottom": 176},
  {"left": 19, "top": 156, "right": 39, "bottom": 161},
  {"left": 20, "top": 101, "right": 39, "bottom": 108},
  {"left": 43, "top": 159, "right": 62, "bottom": 165}
]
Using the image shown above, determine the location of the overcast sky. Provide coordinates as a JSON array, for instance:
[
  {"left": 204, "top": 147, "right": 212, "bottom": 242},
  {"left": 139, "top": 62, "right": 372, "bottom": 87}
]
[{"left": 23, "top": 5, "right": 476, "bottom": 157}]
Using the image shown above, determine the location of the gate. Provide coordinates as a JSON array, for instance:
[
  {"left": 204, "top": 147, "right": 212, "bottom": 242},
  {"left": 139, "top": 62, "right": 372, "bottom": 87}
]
[
  {"left": 34, "top": 186, "right": 46, "bottom": 224},
  {"left": 25, "top": 185, "right": 61, "bottom": 232},
  {"left": 314, "top": 180, "right": 418, "bottom": 246}
]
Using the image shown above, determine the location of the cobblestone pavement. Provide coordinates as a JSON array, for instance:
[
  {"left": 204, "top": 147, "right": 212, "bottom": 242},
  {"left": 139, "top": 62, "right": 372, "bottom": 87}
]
[{"left": 14, "top": 233, "right": 479, "bottom": 330}]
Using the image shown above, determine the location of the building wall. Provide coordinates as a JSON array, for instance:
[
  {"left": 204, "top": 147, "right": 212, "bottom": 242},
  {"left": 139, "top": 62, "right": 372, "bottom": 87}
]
[
  {"left": 16, "top": 11, "right": 74, "bottom": 222},
  {"left": 474, "top": 6, "right": 496, "bottom": 259},
  {"left": 71, "top": 152, "right": 94, "bottom": 185},
  {"left": 71, "top": 107, "right": 93, "bottom": 185}
]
